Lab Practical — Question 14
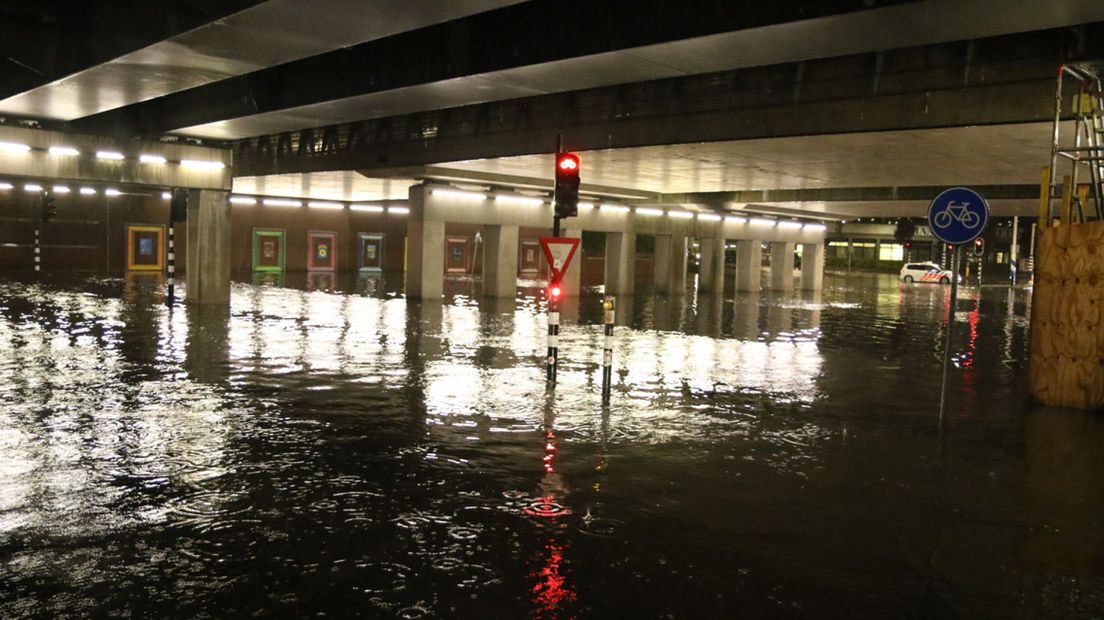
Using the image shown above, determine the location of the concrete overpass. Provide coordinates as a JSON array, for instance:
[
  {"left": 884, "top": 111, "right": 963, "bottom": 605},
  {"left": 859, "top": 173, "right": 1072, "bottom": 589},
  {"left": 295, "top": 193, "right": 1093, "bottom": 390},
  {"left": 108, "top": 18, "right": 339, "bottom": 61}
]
[{"left": 1, "top": 0, "right": 1103, "bottom": 302}]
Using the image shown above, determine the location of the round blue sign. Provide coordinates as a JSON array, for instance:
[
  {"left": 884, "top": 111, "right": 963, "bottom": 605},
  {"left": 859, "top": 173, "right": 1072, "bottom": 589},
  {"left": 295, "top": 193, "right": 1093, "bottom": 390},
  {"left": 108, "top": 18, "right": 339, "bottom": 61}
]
[{"left": 927, "top": 187, "right": 990, "bottom": 245}]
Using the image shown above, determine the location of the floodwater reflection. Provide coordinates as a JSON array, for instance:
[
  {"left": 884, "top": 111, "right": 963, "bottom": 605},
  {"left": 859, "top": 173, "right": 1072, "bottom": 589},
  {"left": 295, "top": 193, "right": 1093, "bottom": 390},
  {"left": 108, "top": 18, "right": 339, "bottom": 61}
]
[{"left": 0, "top": 271, "right": 1098, "bottom": 618}]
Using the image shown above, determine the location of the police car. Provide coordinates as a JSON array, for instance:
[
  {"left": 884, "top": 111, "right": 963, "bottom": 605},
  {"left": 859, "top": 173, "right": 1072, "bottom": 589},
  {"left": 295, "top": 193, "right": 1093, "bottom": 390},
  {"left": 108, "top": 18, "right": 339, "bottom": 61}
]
[{"left": 899, "top": 261, "right": 960, "bottom": 284}]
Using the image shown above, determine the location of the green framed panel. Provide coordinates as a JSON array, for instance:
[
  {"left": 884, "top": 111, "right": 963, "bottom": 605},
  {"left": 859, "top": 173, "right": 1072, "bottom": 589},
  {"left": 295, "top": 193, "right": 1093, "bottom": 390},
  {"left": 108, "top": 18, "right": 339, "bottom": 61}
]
[
  {"left": 252, "top": 228, "right": 286, "bottom": 272},
  {"left": 358, "top": 233, "right": 384, "bottom": 273}
]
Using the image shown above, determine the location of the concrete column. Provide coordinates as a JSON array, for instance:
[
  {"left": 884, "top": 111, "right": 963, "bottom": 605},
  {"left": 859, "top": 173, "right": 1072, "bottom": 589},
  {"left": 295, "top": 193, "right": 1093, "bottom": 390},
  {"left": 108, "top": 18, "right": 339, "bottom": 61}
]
[
  {"left": 770, "top": 242, "right": 796, "bottom": 291},
  {"left": 482, "top": 224, "right": 519, "bottom": 298},
  {"left": 669, "top": 235, "right": 688, "bottom": 295},
  {"left": 406, "top": 187, "right": 445, "bottom": 300},
  {"left": 698, "top": 237, "right": 726, "bottom": 294},
  {"left": 654, "top": 234, "right": 672, "bottom": 293},
  {"left": 184, "top": 189, "right": 230, "bottom": 305},
  {"left": 605, "top": 231, "right": 636, "bottom": 296},
  {"left": 562, "top": 228, "right": 582, "bottom": 296},
  {"left": 734, "top": 240, "right": 762, "bottom": 292},
  {"left": 800, "top": 243, "right": 825, "bottom": 291}
]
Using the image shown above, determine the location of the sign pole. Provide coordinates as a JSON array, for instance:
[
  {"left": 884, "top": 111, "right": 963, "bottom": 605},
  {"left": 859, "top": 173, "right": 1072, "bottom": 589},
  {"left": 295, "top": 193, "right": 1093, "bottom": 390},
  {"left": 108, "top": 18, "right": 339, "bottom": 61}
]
[
  {"left": 601, "top": 297, "right": 615, "bottom": 402},
  {"left": 939, "top": 245, "right": 960, "bottom": 419},
  {"left": 1009, "top": 215, "right": 1019, "bottom": 286},
  {"left": 166, "top": 207, "right": 176, "bottom": 306}
]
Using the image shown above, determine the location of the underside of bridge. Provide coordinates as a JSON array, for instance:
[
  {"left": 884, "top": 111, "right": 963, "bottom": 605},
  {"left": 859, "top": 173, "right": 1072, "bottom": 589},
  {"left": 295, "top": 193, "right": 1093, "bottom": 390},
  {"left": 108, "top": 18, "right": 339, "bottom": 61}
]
[{"left": 1, "top": 0, "right": 1103, "bottom": 218}]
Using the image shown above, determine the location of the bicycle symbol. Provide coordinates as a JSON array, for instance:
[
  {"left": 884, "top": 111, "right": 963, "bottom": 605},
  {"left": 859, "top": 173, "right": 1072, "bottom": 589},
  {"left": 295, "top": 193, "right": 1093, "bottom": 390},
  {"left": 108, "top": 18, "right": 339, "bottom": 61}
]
[{"left": 932, "top": 201, "right": 980, "bottom": 229}]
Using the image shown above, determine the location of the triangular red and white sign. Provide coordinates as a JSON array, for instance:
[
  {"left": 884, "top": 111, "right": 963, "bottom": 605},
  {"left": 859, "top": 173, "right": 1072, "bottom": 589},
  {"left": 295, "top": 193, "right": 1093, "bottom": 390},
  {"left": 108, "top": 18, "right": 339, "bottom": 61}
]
[{"left": 539, "top": 236, "right": 580, "bottom": 280}]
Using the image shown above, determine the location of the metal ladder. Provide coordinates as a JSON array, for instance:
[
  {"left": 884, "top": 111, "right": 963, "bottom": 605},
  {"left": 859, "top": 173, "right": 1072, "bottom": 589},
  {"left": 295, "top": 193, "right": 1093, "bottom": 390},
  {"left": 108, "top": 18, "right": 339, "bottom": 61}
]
[{"left": 1046, "top": 62, "right": 1104, "bottom": 225}]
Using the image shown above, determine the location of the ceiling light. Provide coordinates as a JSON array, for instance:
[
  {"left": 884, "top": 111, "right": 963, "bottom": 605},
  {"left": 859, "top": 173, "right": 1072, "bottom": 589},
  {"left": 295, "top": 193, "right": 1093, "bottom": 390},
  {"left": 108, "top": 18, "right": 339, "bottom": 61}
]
[
  {"left": 161, "top": 192, "right": 171, "bottom": 199},
  {"left": 668, "top": 211, "right": 694, "bottom": 219},
  {"left": 750, "top": 218, "right": 776, "bottom": 227},
  {"left": 350, "top": 204, "right": 385, "bottom": 212},
  {"left": 635, "top": 207, "right": 663, "bottom": 216},
  {"left": 139, "top": 154, "right": 166, "bottom": 164},
  {"left": 49, "top": 146, "right": 79, "bottom": 156},
  {"left": 180, "top": 159, "right": 225, "bottom": 170},
  {"left": 53, "top": 185, "right": 70, "bottom": 194},
  {"left": 778, "top": 221, "right": 803, "bottom": 230},
  {"left": 697, "top": 213, "right": 723, "bottom": 222},
  {"left": 96, "top": 150, "right": 125, "bottom": 160},
  {"left": 0, "top": 141, "right": 31, "bottom": 152},
  {"left": 24, "top": 183, "right": 43, "bottom": 192},
  {"left": 577, "top": 201, "right": 594, "bottom": 210},
  {"left": 726, "top": 215, "right": 747, "bottom": 223},
  {"left": 388, "top": 206, "right": 410, "bottom": 215},
  {"left": 307, "top": 201, "right": 343, "bottom": 210},
  {"left": 263, "top": 198, "right": 302, "bottom": 207},
  {"left": 0, "top": 182, "right": 12, "bottom": 190},
  {"left": 600, "top": 204, "right": 629, "bottom": 213},
  {"left": 430, "top": 188, "right": 486, "bottom": 201},
  {"left": 105, "top": 188, "right": 121, "bottom": 196},
  {"left": 495, "top": 195, "right": 544, "bottom": 206},
  {"left": 804, "top": 223, "right": 827, "bottom": 232},
  {"left": 229, "top": 196, "right": 256, "bottom": 205},
  {"left": 79, "top": 187, "right": 96, "bottom": 195}
]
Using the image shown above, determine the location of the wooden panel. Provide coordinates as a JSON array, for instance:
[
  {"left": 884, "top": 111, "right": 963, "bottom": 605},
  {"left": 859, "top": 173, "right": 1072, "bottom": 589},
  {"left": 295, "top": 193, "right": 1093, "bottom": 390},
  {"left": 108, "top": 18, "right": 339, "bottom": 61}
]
[{"left": 1030, "top": 219, "right": 1104, "bottom": 409}]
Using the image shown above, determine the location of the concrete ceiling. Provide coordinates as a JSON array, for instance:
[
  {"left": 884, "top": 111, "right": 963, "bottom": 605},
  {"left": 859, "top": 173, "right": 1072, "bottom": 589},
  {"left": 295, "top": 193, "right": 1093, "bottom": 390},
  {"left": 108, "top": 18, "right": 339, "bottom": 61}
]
[
  {"left": 0, "top": 0, "right": 524, "bottom": 121},
  {"left": 232, "top": 121, "right": 1062, "bottom": 218},
  {"left": 174, "top": 0, "right": 1104, "bottom": 140}
]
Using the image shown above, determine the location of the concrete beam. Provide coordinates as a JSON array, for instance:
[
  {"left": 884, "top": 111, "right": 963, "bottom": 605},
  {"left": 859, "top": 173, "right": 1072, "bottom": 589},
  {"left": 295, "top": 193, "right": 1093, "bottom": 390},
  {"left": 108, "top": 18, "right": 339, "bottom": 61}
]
[
  {"left": 699, "top": 236, "right": 726, "bottom": 294},
  {"left": 184, "top": 189, "right": 231, "bottom": 305},
  {"left": 770, "top": 242, "right": 796, "bottom": 291},
  {"left": 0, "top": 125, "right": 231, "bottom": 190},
  {"left": 669, "top": 235, "right": 688, "bottom": 296},
  {"left": 482, "top": 224, "right": 518, "bottom": 299},
  {"left": 405, "top": 186, "right": 445, "bottom": 300},
  {"left": 734, "top": 240, "right": 762, "bottom": 293},
  {"left": 654, "top": 235, "right": 672, "bottom": 293},
  {"left": 801, "top": 243, "right": 825, "bottom": 292},
  {"left": 605, "top": 231, "right": 636, "bottom": 296}
]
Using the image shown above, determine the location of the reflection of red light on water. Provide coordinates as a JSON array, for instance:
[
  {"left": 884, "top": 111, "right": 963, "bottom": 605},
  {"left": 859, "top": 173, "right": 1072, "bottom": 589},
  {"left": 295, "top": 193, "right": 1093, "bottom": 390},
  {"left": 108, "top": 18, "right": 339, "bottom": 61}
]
[
  {"left": 531, "top": 541, "right": 576, "bottom": 614},
  {"left": 524, "top": 495, "right": 571, "bottom": 518}
]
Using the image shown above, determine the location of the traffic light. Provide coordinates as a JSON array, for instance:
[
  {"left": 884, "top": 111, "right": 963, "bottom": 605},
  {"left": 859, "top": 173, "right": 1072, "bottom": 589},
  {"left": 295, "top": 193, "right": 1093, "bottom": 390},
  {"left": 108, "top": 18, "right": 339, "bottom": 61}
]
[
  {"left": 170, "top": 188, "right": 188, "bottom": 222},
  {"left": 548, "top": 279, "right": 564, "bottom": 302},
  {"left": 554, "top": 152, "right": 580, "bottom": 219},
  {"left": 40, "top": 195, "right": 58, "bottom": 221},
  {"left": 973, "top": 237, "right": 985, "bottom": 257}
]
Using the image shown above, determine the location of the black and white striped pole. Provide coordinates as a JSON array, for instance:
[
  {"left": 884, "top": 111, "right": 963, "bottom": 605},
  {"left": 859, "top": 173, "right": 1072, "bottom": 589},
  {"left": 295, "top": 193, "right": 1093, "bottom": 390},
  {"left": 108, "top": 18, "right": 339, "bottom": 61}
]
[
  {"left": 601, "top": 296, "right": 615, "bottom": 400},
  {"left": 33, "top": 227, "right": 40, "bottom": 274},
  {"left": 547, "top": 278, "right": 562, "bottom": 384},
  {"left": 167, "top": 189, "right": 187, "bottom": 307}
]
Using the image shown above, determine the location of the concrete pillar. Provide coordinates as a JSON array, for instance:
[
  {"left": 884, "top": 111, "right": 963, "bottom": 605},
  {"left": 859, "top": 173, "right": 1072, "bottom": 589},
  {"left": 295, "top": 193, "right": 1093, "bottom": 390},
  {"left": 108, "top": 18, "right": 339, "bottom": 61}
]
[
  {"left": 605, "top": 231, "right": 636, "bottom": 296},
  {"left": 770, "top": 242, "right": 796, "bottom": 291},
  {"left": 482, "top": 224, "right": 518, "bottom": 298},
  {"left": 406, "top": 187, "right": 445, "bottom": 300},
  {"left": 734, "top": 240, "right": 762, "bottom": 292},
  {"left": 184, "top": 189, "right": 230, "bottom": 305},
  {"left": 698, "top": 237, "right": 726, "bottom": 294},
  {"left": 654, "top": 234, "right": 671, "bottom": 293},
  {"left": 669, "top": 235, "right": 688, "bottom": 295},
  {"left": 800, "top": 243, "right": 825, "bottom": 291},
  {"left": 562, "top": 228, "right": 582, "bottom": 296}
]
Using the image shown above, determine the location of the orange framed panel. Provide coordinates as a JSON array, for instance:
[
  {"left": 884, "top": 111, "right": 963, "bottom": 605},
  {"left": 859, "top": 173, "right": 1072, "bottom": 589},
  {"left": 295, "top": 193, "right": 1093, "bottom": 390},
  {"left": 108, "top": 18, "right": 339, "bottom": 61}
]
[
  {"left": 519, "top": 240, "right": 541, "bottom": 275},
  {"left": 307, "top": 231, "right": 337, "bottom": 271},
  {"left": 126, "top": 225, "right": 165, "bottom": 271}
]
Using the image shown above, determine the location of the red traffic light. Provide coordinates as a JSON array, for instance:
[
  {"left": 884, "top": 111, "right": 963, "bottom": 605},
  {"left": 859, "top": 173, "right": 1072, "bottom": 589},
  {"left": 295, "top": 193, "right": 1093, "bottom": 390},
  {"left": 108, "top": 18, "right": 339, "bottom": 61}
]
[
  {"left": 557, "top": 153, "right": 580, "bottom": 172},
  {"left": 549, "top": 284, "right": 563, "bottom": 299}
]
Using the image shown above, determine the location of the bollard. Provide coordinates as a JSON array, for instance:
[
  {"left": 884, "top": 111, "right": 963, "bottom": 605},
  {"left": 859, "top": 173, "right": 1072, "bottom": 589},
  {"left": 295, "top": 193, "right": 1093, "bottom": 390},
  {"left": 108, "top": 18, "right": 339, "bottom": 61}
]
[
  {"left": 601, "top": 296, "right": 615, "bottom": 399},
  {"left": 34, "top": 227, "right": 40, "bottom": 273}
]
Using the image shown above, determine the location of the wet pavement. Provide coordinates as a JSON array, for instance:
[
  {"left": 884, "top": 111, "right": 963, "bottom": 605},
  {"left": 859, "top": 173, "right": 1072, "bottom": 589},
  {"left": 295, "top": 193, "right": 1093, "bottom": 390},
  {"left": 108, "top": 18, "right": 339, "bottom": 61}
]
[{"left": 0, "top": 271, "right": 1101, "bottom": 618}]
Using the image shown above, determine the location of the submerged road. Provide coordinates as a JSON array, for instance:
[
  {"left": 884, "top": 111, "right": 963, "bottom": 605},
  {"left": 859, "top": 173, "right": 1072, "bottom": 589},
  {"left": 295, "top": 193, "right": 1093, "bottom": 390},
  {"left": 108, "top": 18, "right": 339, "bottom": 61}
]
[{"left": 0, "top": 272, "right": 1099, "bottom": 618}]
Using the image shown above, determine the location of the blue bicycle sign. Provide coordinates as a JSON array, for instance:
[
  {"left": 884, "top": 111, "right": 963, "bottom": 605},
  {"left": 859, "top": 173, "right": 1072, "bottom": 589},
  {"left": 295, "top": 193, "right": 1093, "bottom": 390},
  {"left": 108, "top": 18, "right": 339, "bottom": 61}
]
[{"left": 927, "top": 187, "right": 989, "bottom": 245}]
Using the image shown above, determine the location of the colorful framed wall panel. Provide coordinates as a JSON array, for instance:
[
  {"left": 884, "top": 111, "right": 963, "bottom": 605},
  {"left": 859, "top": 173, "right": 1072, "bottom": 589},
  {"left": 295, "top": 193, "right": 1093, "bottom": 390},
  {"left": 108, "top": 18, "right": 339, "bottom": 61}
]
[
  {"left": 358, "top": 233, "right": 384, "bottom": 272},
  {"left": 252, "top": 228, "right": 286, "bottom": 272},
  {"left": 307, "top": 231, "right": 337, "bottom": 271},
  {"left": 126, "top": 225, "right": 165, "bottom": 271}
]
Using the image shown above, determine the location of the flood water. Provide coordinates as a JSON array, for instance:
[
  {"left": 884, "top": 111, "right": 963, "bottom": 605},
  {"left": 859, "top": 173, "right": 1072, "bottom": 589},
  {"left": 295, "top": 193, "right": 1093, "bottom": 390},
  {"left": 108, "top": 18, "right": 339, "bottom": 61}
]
[{"left": 0, "top": 271, "right": 1101, "bottom": 618}]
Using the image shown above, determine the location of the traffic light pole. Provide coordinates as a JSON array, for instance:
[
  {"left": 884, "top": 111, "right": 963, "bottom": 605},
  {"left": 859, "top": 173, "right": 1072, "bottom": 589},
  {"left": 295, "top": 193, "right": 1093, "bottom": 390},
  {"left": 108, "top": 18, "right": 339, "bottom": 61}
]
[
  {"left": 166, "top": 207, "right": 176, "bottom": 306},
  {"left": 546, "top": 213, "right": 562, "bottom": 385}
]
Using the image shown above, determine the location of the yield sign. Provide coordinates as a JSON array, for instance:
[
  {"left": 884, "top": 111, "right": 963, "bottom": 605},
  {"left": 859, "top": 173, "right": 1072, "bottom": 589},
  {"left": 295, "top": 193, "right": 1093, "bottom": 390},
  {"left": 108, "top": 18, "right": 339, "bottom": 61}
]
[{"left": 539, "top": 236, "right": 580, "bottom": 280}]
